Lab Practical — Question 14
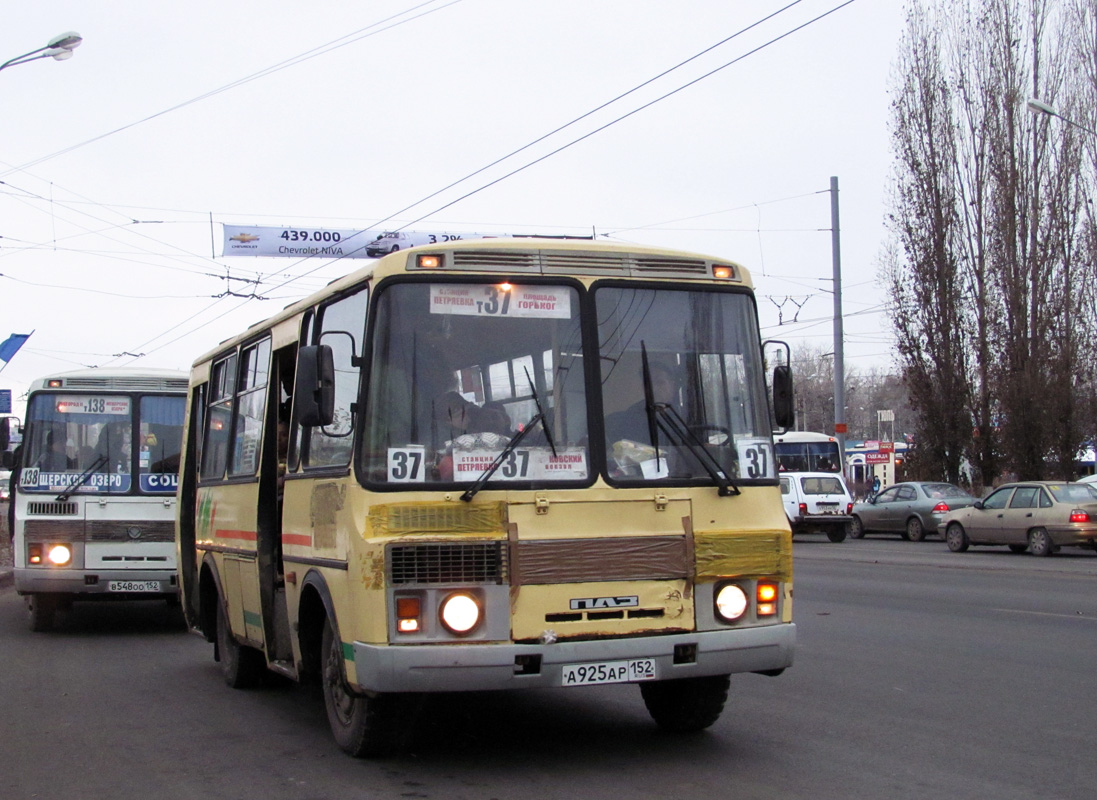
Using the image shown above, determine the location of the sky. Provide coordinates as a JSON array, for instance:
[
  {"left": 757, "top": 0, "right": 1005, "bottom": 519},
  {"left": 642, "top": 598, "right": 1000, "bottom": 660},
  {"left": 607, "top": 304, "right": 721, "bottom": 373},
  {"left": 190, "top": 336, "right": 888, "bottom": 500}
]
[{"left": 0, "top": 0, "right": 906, "bottom": 419}]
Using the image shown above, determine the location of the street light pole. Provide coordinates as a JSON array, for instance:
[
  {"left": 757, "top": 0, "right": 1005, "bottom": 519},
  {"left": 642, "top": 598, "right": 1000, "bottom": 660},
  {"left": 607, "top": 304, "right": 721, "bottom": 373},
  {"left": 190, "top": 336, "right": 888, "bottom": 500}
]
[
  {"left": 1026, "top": 97, "right": 1097, "bottom": 138},
  {"left": 0, "top": 31, "right": 82, "bottom": 73}
]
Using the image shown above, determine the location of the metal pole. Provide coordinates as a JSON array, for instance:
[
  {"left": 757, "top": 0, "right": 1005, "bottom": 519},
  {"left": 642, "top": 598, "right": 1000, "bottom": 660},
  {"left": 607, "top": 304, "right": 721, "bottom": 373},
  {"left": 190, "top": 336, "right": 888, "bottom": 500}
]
[{"left": 830, "top": 176, "right": 846, "bottom": 466}]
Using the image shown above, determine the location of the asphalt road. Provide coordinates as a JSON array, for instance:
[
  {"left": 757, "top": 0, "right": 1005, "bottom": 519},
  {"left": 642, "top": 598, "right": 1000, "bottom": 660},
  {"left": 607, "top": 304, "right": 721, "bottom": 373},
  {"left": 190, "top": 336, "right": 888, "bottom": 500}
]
[{"left": 1, "top": 538, "right": 1094, "bottom": 800}]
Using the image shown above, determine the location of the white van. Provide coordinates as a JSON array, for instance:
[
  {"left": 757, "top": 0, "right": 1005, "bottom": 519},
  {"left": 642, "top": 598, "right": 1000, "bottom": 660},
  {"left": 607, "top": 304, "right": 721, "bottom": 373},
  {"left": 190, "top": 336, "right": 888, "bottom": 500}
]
[{"left": 781, "top": 471, "right": 854, "bottom": 542}]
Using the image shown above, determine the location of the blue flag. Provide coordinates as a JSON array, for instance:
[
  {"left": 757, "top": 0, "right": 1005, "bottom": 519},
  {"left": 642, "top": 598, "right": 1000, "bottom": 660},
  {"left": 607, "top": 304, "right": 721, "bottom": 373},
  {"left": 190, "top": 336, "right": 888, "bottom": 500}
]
[{"left": 0, "top": 332, "right": 31, "bottom": 363}]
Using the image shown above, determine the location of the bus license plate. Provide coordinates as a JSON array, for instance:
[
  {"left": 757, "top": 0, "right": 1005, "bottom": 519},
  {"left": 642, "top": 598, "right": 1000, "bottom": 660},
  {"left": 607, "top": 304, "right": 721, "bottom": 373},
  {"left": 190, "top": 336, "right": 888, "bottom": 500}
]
[
  {"left": 561, "top": 658, "right": 657, "bottom": 686},
  {"left": 108, "top": 580, "right": 161, "bottom": 593}
]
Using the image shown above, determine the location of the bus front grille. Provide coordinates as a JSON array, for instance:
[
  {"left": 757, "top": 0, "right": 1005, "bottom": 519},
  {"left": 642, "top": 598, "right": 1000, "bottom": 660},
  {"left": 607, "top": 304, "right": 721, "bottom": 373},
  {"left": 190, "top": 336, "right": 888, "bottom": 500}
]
[
  {"left": 388, "top": 542, "right": 508, "bottom": 585},
  {"left": 27, "top": 502, "right": 79, "bottom": 516},
  {"left": 87, "top": 520, "right": 175, "bottom": 543}
]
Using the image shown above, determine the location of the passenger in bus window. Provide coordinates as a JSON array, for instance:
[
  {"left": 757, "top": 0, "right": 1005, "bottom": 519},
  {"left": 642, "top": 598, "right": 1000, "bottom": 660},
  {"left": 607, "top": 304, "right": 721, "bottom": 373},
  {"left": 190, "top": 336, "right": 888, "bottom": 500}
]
[
  {"left": 39, "top": 430, "right": 75, "bottom": 471},
  {"left": 604, "top": 361, "right": 678, "bottom": 446}
]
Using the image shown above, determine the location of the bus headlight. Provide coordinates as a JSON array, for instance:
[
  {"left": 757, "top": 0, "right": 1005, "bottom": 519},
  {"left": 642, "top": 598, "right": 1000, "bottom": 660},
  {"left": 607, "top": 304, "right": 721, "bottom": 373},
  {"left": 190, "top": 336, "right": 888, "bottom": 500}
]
[
  {"left": 47, "top": 544, "right": 72, "bottom": 566},
  {"left": 714, "top": 583, "right": 748, "bottom": 622},
  {"left": 439, "top": 592, "right": 481, "bottom": 635}
]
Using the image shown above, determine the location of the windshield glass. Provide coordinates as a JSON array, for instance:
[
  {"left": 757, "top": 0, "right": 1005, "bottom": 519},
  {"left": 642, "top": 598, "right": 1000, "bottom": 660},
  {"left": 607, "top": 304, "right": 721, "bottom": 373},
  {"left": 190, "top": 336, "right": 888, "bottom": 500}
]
[
  {"left": 21, "top": 393, "right": 184, "bottom": 494},
  {"left": 362, "top": 281, "right": 589, "bottom": 487},
  {"left": 596, "top": 286, "right": 774, "bottom": 483}
]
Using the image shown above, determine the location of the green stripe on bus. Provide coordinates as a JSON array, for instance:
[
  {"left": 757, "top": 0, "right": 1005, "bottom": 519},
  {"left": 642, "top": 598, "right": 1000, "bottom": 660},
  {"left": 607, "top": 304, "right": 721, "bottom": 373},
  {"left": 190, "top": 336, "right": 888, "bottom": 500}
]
[
  {"left": 342, "top": 642, "right": 355, "bottom": 662},
  {"left": 243, "top": 610, "right": 263, "bottom": 628}
]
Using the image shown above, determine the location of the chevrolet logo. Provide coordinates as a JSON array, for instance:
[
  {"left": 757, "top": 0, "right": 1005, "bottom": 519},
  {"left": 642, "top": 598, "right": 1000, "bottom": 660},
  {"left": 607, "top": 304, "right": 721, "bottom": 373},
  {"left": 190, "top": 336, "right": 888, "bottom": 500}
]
[{"left": 230, "top": 233, "right": 259, "bottom": 243}]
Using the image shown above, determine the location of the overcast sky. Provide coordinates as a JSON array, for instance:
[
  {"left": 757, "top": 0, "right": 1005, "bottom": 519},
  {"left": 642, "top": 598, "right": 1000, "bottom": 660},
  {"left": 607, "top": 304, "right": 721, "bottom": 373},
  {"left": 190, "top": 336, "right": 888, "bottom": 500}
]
[{"left": 0, "top": 0, "right": 905, "bottom": 417}]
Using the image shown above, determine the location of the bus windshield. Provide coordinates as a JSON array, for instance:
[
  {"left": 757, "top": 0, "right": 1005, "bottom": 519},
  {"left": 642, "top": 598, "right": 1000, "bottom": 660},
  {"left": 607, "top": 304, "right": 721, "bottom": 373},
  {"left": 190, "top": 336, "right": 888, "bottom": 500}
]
[
  {"left": 597, "top": 286, "right": 775, "bottom": 483},
  {"left": 362, "top": 281, "right": 589, "bottom": 486},
  {"left": 22, "top": 393, "right": 185, "bottom": 494}
]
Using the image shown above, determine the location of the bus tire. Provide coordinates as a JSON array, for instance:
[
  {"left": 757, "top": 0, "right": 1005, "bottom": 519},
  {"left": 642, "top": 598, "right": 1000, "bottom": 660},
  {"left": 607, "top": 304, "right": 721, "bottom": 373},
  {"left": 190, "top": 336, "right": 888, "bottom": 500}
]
[
  {"left": 639, "top": 674, "right": 730, "bottom": 732},
  {"left": 26, "top": 593, "right": 57, "bottom": 632},
  {"left": 321, "top": 618, "right": 421, "bottom": 757},
  {"left": 216, "top": 599, "right": 264, "bottom": 689}
]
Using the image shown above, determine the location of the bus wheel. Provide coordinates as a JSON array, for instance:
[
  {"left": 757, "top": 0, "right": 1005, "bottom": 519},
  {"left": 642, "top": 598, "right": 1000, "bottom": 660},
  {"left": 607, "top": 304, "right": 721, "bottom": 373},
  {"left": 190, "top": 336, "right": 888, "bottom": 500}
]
[
  {"left": 639, "top": 674, "right": 730, "bottom": 732},
  {"left": 216, "top": 599, "right": 264, "bottom": 689},
  {"left": 321, "top": 618, "right": 421, "bottom": 757},
  {"left": 26, "top": 593, "right": 57, "bottom": 632}
]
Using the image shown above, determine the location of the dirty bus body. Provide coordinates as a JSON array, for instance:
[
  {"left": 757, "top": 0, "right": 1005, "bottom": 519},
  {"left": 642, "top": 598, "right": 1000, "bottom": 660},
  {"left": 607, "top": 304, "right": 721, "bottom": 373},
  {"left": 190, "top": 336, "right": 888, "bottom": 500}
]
[
  {"left": 176, "top": 238, "right": 796, "bottom": 756},
  {"left": 13, "top": 369, "right": 188, "bottom": 631}
]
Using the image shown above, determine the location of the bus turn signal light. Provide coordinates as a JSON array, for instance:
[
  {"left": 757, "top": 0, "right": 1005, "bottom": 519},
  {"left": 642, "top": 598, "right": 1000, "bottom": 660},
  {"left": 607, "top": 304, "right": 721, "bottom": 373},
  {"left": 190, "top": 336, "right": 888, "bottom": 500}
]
[
  {"left": 757, "top": 582, "right": 779, "bottom": 617},
  {"left": 396, "top": 596, "right": 421, "bottom": 633}
]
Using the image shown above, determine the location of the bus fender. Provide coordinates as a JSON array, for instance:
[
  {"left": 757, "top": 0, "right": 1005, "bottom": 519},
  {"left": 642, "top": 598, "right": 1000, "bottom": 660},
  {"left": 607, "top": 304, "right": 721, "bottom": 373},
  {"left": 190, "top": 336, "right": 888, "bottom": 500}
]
[
  {"left": 297, "top": 569, "right": 340, "bottom": 683},
  {"left": 197, "top": 553, "right": 225, "bottom": 644}
]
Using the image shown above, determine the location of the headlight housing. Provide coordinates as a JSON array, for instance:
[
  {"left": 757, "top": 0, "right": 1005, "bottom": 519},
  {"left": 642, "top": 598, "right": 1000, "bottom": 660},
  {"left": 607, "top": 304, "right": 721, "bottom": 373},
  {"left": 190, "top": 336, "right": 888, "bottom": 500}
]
[
  {"left": 714, "top": 583, "right": 749, "bottom": 622},
  {"left": 439, "top": 592, "right": 481, "bottom": 635}
]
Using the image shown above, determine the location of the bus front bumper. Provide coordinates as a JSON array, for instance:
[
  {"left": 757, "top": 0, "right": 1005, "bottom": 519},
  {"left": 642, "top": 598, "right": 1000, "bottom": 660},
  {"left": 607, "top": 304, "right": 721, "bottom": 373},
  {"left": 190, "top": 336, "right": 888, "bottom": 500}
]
[
  {"left": 15, "top": 568, "right": 178, "bottom": 596},
  {"left": 351, "top": 622, "right": 796, "bottom": 693}
]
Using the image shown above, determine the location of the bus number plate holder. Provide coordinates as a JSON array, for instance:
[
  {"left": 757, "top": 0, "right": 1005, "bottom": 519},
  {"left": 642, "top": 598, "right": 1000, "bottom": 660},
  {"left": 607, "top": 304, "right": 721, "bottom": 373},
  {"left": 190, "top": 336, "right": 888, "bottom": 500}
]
[{"left": 561, "top": 659, "right": 657, "bottom": 686}]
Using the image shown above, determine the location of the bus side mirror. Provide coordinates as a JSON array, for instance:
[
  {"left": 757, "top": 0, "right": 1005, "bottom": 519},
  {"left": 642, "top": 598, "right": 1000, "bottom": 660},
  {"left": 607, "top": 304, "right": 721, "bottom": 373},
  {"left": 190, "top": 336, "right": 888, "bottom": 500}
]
[
  {"left": 295, "top": 345, "right": 336, "bottom": 427},
  {"left": 772, "top": 365, "right": 794, "bottom": 430}
]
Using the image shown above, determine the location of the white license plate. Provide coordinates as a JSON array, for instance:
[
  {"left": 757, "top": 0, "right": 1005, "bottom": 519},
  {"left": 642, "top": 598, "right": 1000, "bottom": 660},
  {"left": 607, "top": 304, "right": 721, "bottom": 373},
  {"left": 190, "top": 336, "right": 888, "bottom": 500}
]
[
  {"left": 561, "top": 658, "right": 657, "bottom": 686},
  {"left": 107, "top": 580, "right": 161, "bottom": 593}
]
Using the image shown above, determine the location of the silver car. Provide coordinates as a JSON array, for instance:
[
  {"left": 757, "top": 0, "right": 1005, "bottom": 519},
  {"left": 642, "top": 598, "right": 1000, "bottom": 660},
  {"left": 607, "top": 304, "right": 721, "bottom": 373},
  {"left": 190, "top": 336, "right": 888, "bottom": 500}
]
[
  {"left": 850, "top": 481, "right": 975, "bottom": 542},
  {"left": 941, "top": 481, "right": 1097, "bottom": 556}
]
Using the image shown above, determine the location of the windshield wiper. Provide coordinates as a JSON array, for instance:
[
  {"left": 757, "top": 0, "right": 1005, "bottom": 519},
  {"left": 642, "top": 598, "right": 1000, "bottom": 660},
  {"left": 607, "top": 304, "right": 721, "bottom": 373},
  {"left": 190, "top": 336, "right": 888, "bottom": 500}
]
[
  {"left": 459, "top": 412, "right": 547, "bottom": 503},
  {"left": 640, "top": 343, "right": 739, "bottom": 497},
  {"left": 56, "top": 454, "right": 108, "bottom": 502},
  {"left": 460, "top": 368, "right": 562, "bottom": 502}
]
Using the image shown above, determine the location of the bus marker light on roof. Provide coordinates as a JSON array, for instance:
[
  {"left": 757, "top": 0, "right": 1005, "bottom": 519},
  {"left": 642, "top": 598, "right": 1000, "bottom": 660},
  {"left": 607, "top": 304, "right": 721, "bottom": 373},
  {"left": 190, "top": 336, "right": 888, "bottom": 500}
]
[
  {"left": 712, "top": 265, "right": 735, "bottom": 279},
  {"left": 48, "top": 380, "right": 63, "bottom": 388},
  {"left": 417, "top": 254, "right": 443, "bottom": 269},
  {"left": 499, "top": 282, "right": 512, "bottom": 292}
]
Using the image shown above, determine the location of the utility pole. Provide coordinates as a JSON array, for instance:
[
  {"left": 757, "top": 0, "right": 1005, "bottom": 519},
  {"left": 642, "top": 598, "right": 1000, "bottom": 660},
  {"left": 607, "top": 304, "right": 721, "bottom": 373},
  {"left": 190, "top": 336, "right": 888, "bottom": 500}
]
[{"left": 830, "top": 176, "right": 846, "bottom": 464}]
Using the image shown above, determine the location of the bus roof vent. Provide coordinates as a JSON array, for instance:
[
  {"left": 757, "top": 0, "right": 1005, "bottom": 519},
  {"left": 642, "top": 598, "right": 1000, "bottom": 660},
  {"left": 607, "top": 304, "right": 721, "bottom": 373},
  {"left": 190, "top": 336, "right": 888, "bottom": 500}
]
[
  {"left": 450, "top": 250, "right": 540, "bottom": 272},
  {"left": 540, "top": 251, "right": 630, "bottom": 276},
  {"left": 61, "top": 376, "right": 189, "bottom": 392},
  {"left": 630, "top": 256, "right": 709, "bottom": 278}
]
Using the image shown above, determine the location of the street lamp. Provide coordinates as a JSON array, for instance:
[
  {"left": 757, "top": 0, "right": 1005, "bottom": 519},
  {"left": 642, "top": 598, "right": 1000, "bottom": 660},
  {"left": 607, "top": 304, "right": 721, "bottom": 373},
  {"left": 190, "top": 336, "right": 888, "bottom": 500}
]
[
  {"left": 0, "top": 31, "right": 83, "bottom": 73},
  {"left": 1026, "top": 97, "right": 1097, "bottom": 138}
]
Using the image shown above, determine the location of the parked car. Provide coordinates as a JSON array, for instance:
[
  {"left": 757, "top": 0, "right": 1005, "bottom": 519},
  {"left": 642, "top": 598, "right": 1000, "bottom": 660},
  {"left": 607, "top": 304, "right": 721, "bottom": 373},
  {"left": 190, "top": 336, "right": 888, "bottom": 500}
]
[
  {"left": 780, "top": 472, "right": 854, "bottom": 542},
  {"left": 941, "top": 481, "right": 1097, "bottom": 556},
  {"left": 850, "top": 481, "right": 976, "bottom": 542},
  {"left": 1076, "top": 474, "right": 1097, "bottom": 485}
]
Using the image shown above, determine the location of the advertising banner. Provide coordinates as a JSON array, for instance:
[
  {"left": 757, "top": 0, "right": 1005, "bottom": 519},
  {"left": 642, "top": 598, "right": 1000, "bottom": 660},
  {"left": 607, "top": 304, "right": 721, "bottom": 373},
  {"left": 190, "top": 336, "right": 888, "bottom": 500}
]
[{"left": 222, "top": 225, "right": 503, "bottom": 259}]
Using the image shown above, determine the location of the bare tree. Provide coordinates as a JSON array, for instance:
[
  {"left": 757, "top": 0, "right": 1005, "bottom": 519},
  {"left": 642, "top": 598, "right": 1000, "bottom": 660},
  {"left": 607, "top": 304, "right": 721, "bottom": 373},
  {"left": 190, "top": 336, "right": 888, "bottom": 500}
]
[{"left": 888, "top": 0, "right": 1092, "bottom": 485}]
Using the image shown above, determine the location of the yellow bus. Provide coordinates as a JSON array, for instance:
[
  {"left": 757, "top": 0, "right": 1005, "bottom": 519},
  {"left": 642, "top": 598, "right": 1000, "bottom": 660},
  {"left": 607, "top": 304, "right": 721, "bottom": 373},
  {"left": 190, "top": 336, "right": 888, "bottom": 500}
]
[{"left": 176, "top": 238, "right": 796, "bottom": 756}]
